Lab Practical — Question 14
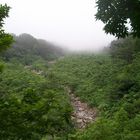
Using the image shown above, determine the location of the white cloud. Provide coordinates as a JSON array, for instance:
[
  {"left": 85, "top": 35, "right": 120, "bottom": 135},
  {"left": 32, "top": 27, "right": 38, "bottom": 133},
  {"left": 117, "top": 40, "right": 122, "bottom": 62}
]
[{"left": 1, "top": 0, "right": 115, "bottom": 51}]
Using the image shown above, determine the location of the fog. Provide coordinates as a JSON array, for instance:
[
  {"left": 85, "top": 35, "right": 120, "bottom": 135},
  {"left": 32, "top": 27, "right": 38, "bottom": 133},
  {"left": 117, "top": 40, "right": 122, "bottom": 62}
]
[{"left": 1, "top": 0, "right": 115, "bottom": 51}]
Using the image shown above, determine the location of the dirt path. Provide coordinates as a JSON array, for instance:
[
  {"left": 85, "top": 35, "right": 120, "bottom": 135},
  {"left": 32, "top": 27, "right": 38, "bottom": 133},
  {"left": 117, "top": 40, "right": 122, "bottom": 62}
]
[{"left": 67, "top": 88, "right": 97, "bottom": 129}]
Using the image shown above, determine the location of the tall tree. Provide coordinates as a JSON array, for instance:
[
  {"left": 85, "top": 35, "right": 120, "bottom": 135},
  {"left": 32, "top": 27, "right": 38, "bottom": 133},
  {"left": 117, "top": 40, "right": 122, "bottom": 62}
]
[
  {"left": 95, "top": 0, "right": 140, "bottom": 38},
  {"left": 0, "top": 4, "right": 13, "bottom": 52}
]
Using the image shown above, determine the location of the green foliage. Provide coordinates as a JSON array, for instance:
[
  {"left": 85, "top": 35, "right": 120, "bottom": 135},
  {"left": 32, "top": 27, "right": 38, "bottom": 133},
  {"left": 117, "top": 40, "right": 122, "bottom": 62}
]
[
  {"left": 95, "top": 0, "right": 140, "bottom": 38},
  {"left": 0, "top": 60, "right": 4, "bottom": 72},
  {"left": 72, "top": 108, "right": 140, "bottom": 140},
  {"left": 1, "top": 33, "right": 64, "bottom": 65},
  {"left": 50, "top": 37, "right": 140, "bottom": 139},
  {"left": 0, "top": 6, "right": 140, "bottom": 138},
  {"left": 0, "top": 63, "right": 73, "bottom": 139},
  {"left": 0, "top": 3, "right": 13, "bottom": 73},
  {"left": 0, "top": 4, "right": 13, "bottom": 52},
  {"left": 50, "top": 54, "right": 121, "bottom": 107},
  {"left": 1, "top": 35, "right": 140, "bottom": 139},
  {"left": 0, "top": 10, "right": 70, "bottom": 138},
  {"left": 110, "top": 36, "right": 140, "bottom": 63},
  {"left": 0, "top": 32, "right": 13, "bottom": 52},
  {"left": 0, "top": 4, "right": 10, "bottom": 29}
]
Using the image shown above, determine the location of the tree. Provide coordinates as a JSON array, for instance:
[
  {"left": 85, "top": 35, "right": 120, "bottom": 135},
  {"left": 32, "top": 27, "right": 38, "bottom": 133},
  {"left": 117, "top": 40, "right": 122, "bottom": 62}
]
[
  {"left": 0, "top": 4, "right": 13, "bottom": 52},
  {"left": 95, "top": 0, "right": 140, "bottom": 38},
  {"left": 0, "top": 4, "right": 13, "bottom": 72}
]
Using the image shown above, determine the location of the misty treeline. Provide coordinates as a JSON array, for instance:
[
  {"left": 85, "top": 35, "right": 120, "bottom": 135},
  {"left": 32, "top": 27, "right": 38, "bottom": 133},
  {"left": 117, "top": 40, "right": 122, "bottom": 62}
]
[{"left": 1, "top": 33, "right": 65, "bottom": 65}]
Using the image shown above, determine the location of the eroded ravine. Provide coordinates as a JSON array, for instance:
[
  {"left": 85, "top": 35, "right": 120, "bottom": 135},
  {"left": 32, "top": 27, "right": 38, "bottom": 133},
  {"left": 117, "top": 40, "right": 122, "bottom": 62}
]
[
  {"left": 67, "top": 88, "right": 97, "bottom": 129},
  {"left": 25, "top": 61, "right": 97, "bottom": 129}
]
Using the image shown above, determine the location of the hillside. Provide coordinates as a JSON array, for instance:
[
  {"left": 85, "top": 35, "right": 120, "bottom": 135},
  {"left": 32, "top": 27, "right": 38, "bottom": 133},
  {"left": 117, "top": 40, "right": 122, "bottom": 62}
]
[
  {"left": 0, "top": 36, "right": 140, "bottom": 139},
  {"left": 0, "top": 34, "right": 73, "bottom": 139},
  {"left": 50, "top": 36, "right": 140, "bottom": 139},
  {"left": 1, "top": 33, "right": 65, "bottom": 65},
  {"left": 1, "top": 1, "right": 140, "bottom": 140}
]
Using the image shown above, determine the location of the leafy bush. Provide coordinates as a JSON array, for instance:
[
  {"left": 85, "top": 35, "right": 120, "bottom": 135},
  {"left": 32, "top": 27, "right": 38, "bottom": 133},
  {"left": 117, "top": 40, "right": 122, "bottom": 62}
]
[{"left": 0, "top": 63, "right": 73, "bottom": 139}]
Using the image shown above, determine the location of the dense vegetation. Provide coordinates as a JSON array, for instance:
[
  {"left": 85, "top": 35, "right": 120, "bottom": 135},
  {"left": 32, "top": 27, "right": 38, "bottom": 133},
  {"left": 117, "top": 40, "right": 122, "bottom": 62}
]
[
  {"left": 0, "top": 4, "right": 13, "bottom": 52},
  {"left": 1, "top": 35, "right": 140, "bottom": 140},
  {"left": 0, "top": 4, "right": 13, "bottom": 72},
  {"left": 0, "top": 61, "right": 74, "bottom": 139},
  {"left": 50, "top": 36, "right": 140, "bottom": 140},
  {"left": 0, "top": 2, "right": 140, "bottom": 140},
  {"left": 0, "top": 31, "right": 73, "bottom": 140},
  {"left": 95, "top": 0, "right": 140, "bottom": 38},
  {"left": 0, "top": 6, "right": 73, "bottom": 138},
  {"left": 1, "top": 33, "right": 65, "bottom": 65}
]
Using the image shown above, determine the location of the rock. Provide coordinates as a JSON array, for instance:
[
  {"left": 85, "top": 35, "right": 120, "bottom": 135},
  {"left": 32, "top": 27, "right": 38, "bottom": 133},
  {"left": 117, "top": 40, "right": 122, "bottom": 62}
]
[
  {"left": 68, "top": 89, "right": 97, "bottom": 129},
  {"left": 85, "top": 116, "right": 93, "bottom": 120},
  {"left": 77, "top": 119, "right": 83, "bottom": 123},
  {"left": 78, "top": 107, "right": 84, "bottom": 111},
  {"left": 77, "top": 112, "right": 85, "bottom": 118}
]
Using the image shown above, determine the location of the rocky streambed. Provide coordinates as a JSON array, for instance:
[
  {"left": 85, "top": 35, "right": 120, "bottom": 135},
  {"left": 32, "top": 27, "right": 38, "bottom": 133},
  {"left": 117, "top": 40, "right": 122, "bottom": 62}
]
[{"left": 67, "top": 88, "right": 97, "bottom": 129}]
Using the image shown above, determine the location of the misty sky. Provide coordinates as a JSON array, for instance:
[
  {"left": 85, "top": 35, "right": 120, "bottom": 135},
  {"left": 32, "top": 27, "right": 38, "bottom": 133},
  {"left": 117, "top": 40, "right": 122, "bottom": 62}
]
[{"left": 1, "top": 0, "right": 115, "bottom": 51}]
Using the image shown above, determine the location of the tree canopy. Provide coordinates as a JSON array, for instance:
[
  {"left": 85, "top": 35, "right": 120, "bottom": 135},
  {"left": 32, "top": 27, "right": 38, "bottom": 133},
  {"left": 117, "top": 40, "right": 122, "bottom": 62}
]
[
  {"left": 95, "top": 0, "right": 140, "bottom": 38},
  {"left": 0, "top": 4, "right": 13, "bottom": 52}
]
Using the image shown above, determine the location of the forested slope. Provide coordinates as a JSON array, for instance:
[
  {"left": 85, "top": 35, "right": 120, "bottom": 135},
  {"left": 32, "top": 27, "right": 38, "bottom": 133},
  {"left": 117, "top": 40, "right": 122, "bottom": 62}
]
[
  {"left": 1, "top": 33, "right": 65, "bottom": 65},
  {"left": 1, "top": 1, "right": 140, "bottom": 139},
  {"left": 0, "top": 61, "right": 74, "bottom": 139},
  {"left": 0, "top": 35, "right": 140, "bottom": 139},
  {"left": 50, "top": 36, "right": 140, "bottom": 140},
  {"left": 0, "top": 34, "right": 74, "bottom": 139}
]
